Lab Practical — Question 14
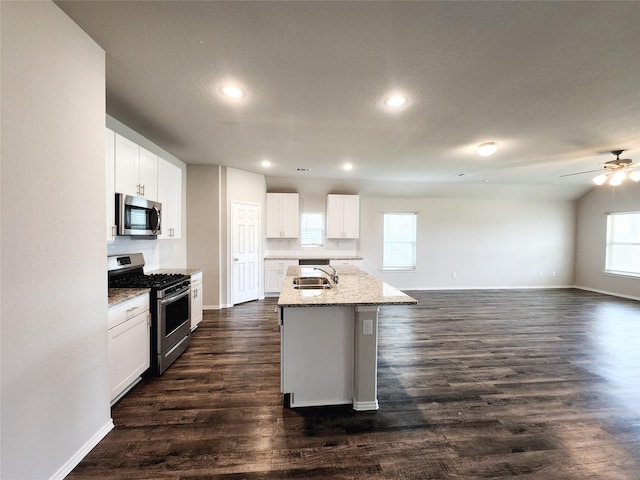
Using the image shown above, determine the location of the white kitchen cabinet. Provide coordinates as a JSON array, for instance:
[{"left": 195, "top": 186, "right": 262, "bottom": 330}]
[
  {"left": 264, "top": 259, "right": 298, "bottom": 294},
  {"left": 157, "top": 158, "right": 182, "bottom": 239},
  {"left": 330, "top": 259, "right": 363, "bottom": 269},
  {"left": 326, "top": 194, "right": 359, "bottom": 238},
  {"left": 266, "top": 193, "right": 299, "bottom": 238},
  {"left": 108, "top": 294, "right": 150, "bottom": 404},
  {"left": 106, "top": 128, "right": 116, "bottom": 241},
  {"left": 190, "top": 271, "right": 203, "bottom": 330},
  {"left": 114, "top": 133, "right": 157, "bottom": 200}
]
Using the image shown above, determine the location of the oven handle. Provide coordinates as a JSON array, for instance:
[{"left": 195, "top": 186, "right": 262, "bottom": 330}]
[{"left": 159, "top": 286, "right": 190, "bottom": 306}]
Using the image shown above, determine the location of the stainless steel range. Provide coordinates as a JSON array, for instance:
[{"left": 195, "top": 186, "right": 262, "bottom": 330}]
[{"left": 108, "top": 253, "right": 191, "bottom": 375}]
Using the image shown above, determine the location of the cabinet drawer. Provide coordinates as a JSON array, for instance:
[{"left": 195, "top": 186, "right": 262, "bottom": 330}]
[
  {"left": 191, "top": 271, "right": 203, "bottom": 286},
  {"left": 108, "top": 294, "right": 150, "bottom": 330}
]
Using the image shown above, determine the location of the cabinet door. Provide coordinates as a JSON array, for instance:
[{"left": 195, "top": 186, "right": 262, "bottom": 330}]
[
  {"left": 114, "top": 133, "right": 139, "bottom": 197},
  {"left": 157, "top": 158, "right": 182, "bottom": 239},
  {"left": 190, "top": 272, "right": 203, "bottom": 330},
  {"left": 266, "top": 193, "right": 299, "bottom": 238},
  {"left": 264, "top": 260, "right": 297, "bottom": 293},
  {"left": 342, "top": 195, "right": 360, "bottom": 238},
  {"left": 281, "top": 193, "right": 300, "bottom": 237},
  {"left": 265, "top": 194, "right": 283, "bottom": 238},
  {"left": 138, "top": 146, "right": 158, "bottom": 200},
  {"left": 106, "top": 128, "right": 116, "bottom": 241},
  {"left": 108, "top": 311, "right": 150, "bottom": 402},
  {"left": 326, "top": 194, "right": 359, "bottom": 238}
]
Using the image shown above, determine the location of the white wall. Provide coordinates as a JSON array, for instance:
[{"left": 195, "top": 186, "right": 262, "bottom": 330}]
[
  {"left": 359, "top": 197, "right": 576, "bottom": 289},
  {"left": 1, "top": 2, "right": 111, "bottom": 478},
  {"left": 187, "top": 165, "right": 223, "bottom": 308},
  {"left": 106, "top": 115, "right": 188, "bottom": 270},
  {"left": 575, "top": 182, "right": 640, "bottom": 299}
]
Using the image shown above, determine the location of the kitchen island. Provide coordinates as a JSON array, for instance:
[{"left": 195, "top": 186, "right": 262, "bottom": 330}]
[{"left": 278, "top": 265, "right": 417, "bottom": 410}]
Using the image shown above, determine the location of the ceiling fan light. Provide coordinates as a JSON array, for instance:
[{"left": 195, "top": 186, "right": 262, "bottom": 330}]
[
  {"left": 477, "top": 142, "right": 497, "bottom": 156},
  {"left": 629, "top": 170, "right": 640, "bottom": 182},
  {"left": 592, "top": 173, "right": 609, "bottom": 185},
  {"left": 608, "top": 170, "right": 627, "bottom": 186}
]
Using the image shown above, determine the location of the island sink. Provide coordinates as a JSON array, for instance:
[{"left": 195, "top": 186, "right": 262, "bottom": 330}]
[
  {"left": 292, "top": 277, "right": 331, "bottom": 289},
  {"left": 278, "top": 264, "right": 417, "bottom": 411}
]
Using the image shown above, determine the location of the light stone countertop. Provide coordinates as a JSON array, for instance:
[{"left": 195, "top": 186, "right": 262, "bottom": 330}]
[
  {"left": 277, "top": 265, "right": 417, "bottom": 308},
  {"left": 108, "top": 288, "right": 150, "bottom": 308}
]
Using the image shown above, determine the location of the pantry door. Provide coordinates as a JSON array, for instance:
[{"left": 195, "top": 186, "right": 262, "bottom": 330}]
[{"left": 231, "top": 202, "right": 261, "bottom": 305}]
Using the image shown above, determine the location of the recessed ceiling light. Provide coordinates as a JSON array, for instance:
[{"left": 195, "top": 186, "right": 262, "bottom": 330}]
[
  {"left": 343, "top": 163, "right": 353, "bottom": 171},
  {"left": 261, "top": 160, "right": 271, "bottom": 168},
  {"left": 477, "top": 142, "right": 497, "bottom": 156},
  {"left": 221, "top": 85, "right": 244, "bottom": 98},
  {"left": 385, "top": 95, "right": 408, "bottom": 108}
]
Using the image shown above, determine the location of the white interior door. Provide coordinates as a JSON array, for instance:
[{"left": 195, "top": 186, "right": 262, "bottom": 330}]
[{"left": 232, "top": 202, "right": 261, "bottom": 304}]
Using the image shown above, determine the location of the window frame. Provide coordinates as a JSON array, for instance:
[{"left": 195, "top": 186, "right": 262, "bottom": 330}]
[
  {"left": 382, "top": 212, "right": 417, "bottom": 271},
  {"left": 300, "top": 211, "right": 324, "bottom": 247},
  {"left": 604, "top": 211, "right": 640, "bottom": 278}
]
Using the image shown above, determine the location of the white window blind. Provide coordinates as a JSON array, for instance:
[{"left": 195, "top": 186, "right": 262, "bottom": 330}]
[
  {"left": 383, "top": 213, "right": 417, "bottom": 270},
  {"left": 300, "top": 212, "right": 324, "bottom": 246},
  {"left": 605, "top": 212, "right": 640, "bottom": 277}
]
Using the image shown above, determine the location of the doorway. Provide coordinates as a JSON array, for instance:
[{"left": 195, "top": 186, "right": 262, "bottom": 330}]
[{"left": 231, "top": 202, "right": 261, "bottom": 304}]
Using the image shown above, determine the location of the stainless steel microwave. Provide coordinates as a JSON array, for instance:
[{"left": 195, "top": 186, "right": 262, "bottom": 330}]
[{"left": 115, "top": 193, "right": 161, "bottom": 237}]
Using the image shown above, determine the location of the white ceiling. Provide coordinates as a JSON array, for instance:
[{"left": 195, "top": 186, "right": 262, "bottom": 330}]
[{"left": 56, "top": 1, "right": 640, "bottom": 200}]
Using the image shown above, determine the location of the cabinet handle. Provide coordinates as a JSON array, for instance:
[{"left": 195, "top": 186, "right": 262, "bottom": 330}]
[
  {"left": 141, "top": 184, "right": 145, "bottom": 196},
  {"left": 111, "top": 225, "right": 116, "bottom": 237}
]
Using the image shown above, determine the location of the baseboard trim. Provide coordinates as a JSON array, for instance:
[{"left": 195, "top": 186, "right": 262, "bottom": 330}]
[
  {"left": 203, "top": 303, "right": 234, "bottom": 310},
  {"left": 574, "top": 285, "right": 640, "bottom": 302},
  {"left": 353, "top": 400, "right": 379, "bottom": 411},
  {"left": 50, "top": 419, "right": 114, "bottom": 480},
  {"left": 406, "top": 285, "right": 575, "bottom": 291}
]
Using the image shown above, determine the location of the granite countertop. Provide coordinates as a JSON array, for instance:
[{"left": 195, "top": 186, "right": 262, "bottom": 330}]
[
  {"left": 108, "top": 288, "right": 150, "bottom": 308},
  {"left": 277, "top": 265, "right": 417, "bottom": 308}
]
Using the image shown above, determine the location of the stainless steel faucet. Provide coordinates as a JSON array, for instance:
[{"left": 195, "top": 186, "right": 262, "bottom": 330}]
[{"left": 313, "top": 266, "right": 339, "bottom": 284}]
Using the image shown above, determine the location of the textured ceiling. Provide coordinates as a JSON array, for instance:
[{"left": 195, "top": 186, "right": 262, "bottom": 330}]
[{"left": 56, "top": 1, "right": 640, "bottom": 200}]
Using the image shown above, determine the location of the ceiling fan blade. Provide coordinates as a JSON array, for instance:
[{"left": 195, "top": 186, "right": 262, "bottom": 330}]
[{"left": 559, "top": 169, "right": 602, "bottom": 177}]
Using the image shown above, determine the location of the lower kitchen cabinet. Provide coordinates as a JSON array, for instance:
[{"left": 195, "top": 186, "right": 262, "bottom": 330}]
[
  {"left": 264, "top": 259, "right": 298, "bottom": 295},
  {"left": 330, "top": 259, "right": 363, "bottom": 269},
  {"left": 190, "top": 271, "right": 203, "bottom": 330},
  {"left": 108, "top": 294, "right": 150, "bottom": 405}
]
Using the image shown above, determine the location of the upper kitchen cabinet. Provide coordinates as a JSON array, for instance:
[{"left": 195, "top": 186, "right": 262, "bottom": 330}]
[
  {"left": 326, "top": 194, "right": 359, "bottom": 239},
  {"left": 157, "top": 157, "right": 182, "bottom": 239},
  {"left": 114, "top": 133, "right": 158, "bottom": 200},
  {"left": 266, "top": 193, "right": 300, "bottom": 238},
  {"left": 106, "top": 128, "right": 116, "bottom": 241}
]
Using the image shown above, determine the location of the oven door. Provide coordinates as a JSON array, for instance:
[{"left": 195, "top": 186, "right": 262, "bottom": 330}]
[{"left": 156, "top": 286, "right": 191, "bottom": 367}]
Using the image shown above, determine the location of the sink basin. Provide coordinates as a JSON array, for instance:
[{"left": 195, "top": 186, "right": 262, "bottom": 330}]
[{"left": 293, "top": 277, "right": 331, "bottom": 289}]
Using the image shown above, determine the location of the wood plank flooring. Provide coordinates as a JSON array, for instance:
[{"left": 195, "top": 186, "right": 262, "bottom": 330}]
[{"left": 68, "top": 289, "right": 640, "bottom": 479}]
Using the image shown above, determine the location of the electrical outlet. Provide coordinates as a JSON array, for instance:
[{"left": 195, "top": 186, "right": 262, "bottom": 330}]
[{"left": 451, "top": 272, "right": 457, "bottom": 278}]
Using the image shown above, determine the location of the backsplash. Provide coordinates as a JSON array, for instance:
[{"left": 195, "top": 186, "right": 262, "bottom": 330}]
[
  {"left": 107, "top": 237, "right": 160, "bottom": 272},
  {"left": 265, "top": 237, "right": 358, "bottom": 258}
]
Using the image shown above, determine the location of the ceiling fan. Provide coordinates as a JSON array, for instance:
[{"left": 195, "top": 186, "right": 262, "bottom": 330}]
[{"left": 560, "top": 150, "right": 640, "bottom": 186}]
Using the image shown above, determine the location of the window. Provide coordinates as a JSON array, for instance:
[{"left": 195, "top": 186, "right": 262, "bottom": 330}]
[
  {"left": 300, "top": 212, "right": 324, "bottom": 247},
  {"left": 383, "top": 213, "right": 417, "bottom": 270},
  {"left": 605, "top": 212, "right": 640, "bottom": 277}
]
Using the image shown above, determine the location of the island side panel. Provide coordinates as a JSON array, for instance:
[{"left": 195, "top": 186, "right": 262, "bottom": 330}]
[
  {"left": 281, "top": 306, "right": 354, "bottom": 408},
  {"left": 354, "top": 306, "right": 380, "bottom": 411}
]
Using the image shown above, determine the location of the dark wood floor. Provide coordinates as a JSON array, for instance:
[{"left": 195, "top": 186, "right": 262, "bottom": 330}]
[{"left": 69, "top": 289, "right": 640, "bottom": 479}]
